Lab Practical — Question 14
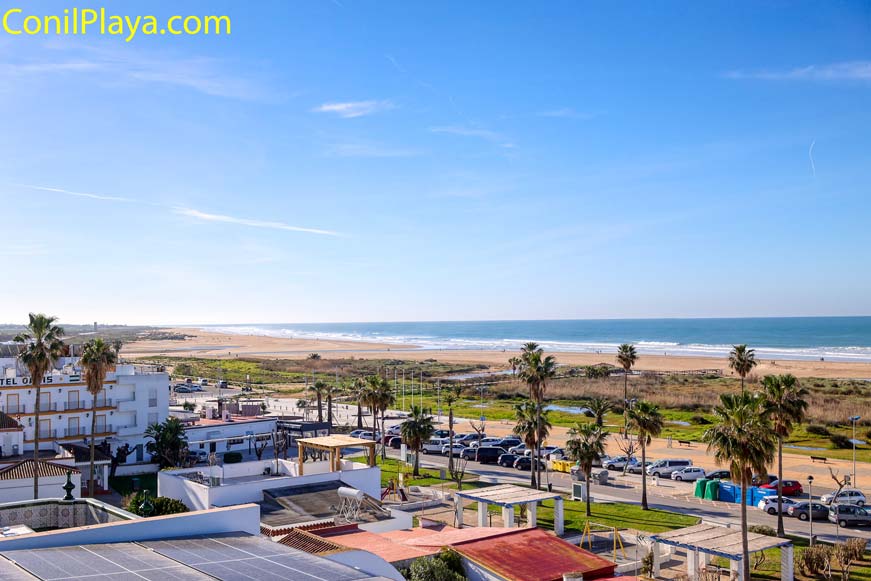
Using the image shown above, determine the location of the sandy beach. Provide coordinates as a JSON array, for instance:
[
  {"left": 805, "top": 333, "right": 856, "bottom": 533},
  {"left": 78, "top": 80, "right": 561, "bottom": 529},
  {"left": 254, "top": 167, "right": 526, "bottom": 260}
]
[{"left": 122, "top": 328, "right": 871, "bottom": 379}]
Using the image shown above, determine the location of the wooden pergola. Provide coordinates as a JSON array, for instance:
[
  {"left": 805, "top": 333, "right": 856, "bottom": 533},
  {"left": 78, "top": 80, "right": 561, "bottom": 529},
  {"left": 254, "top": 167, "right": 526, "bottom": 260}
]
[{"left": 296, "top": 435, "right": 377, "bottom": 475}]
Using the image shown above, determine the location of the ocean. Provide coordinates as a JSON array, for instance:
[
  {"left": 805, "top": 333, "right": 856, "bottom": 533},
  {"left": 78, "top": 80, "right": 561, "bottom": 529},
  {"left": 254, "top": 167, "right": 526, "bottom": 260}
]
[{"left": 204, "top": 317, "right": 871, "bottom": 362}]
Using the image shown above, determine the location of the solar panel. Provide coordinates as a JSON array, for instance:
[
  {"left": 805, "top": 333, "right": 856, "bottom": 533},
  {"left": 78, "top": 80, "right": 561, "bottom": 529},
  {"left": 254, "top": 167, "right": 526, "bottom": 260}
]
[
  {"left": 142, "top": 534, "right": 374, "bottom": 581},
  {"left": 0, "top": 557, "right": 35, "bottom": 580}
]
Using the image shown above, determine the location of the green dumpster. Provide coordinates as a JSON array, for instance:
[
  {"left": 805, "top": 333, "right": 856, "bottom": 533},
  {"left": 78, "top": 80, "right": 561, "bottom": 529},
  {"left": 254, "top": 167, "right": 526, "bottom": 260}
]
[
  {"left": 704, "top": 479, "right": 720, "bottom": 500},
  {"left": 694, "top": 478, "right": 709, "bottom": 498}
]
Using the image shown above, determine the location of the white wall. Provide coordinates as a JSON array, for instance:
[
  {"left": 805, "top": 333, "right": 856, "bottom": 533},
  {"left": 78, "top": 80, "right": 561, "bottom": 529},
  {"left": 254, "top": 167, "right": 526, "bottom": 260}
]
[
  {"left": 463, "top": 558, "right": 506, "bottom": 581},
  {"left": 325, "top": 550, "right": 404, "bottom": 581},
  {"left": 0, "top": 473, "right": 81, "bottom": 503},
  {"left": 0, "top": 504, "right": 261, "bottom": 550},
  {"left": 360, "top": 508, "right": 413, "bottom": 533}
]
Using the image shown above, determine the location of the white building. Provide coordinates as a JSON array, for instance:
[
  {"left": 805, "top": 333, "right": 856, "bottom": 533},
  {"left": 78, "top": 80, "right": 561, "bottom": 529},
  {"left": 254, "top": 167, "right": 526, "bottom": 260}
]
[{"left": 0, "top": 358, "right": 169, "bottom": 469}]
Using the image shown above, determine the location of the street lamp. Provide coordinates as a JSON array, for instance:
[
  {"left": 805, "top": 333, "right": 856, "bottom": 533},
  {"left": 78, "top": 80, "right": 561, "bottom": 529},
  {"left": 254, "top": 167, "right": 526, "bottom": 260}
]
[
  {"left": 850, "top": 415, "right": 861, "bottom": 487},
  {"left": 807, "top": 475, "right": 814, "bottom": 546}
]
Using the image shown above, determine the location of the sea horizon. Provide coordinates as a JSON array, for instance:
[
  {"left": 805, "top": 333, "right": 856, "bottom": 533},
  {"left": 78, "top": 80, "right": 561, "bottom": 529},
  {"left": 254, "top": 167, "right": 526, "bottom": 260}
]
[{"left": 199, "top": 316, "right": 871, "bottom": 363}]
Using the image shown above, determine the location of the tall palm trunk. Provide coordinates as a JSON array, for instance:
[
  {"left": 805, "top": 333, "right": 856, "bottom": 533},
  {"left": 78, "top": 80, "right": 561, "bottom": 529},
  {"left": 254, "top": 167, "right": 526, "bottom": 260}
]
[
  {"left": 585, "top": 470, "right": 592, "bottom": 517},
  {"left": 740, "top": 474, "right": 750, "bottom": 581},
  {"left": 327, "top": 394, "right": 333, "bottom": 425},
  {"left": 776, "top": 437, "right": 785, "bottom": 537},
  {"left": 316, "top": 392, "right": 323, "bottom": 422},
  {"left": 623, "top": 373, "right": 628, "bottom": 436},
  {"left": 380, "top": 409, "right": 387, "bottom": 460},
  {"left": 535, "top": 411, "right": 542, "bottom": 490},
  {"left": 413, "top": 448, "right": 420, "bottom": 476},
  {"left": 640, "top": 440, "right": 649, "bottom": 510},
  {"left": 356, "top": 398, "right": 363, "bottom": 429},
  {"left": 32, "top": 381, "right": 42, "bottom": 499},
  {"left": 448, "top": 408, "right": 454, "bottom": 475},
  {"left": 89, "top": 397, "right": 98, "bottom": 496}
]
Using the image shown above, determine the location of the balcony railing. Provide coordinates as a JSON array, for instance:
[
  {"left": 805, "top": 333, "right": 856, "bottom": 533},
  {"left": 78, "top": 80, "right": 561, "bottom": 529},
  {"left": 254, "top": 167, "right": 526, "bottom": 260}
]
[
  {"left": 1, "top": 405, "right": 26, "bottom": 414},
  {"left": 92, "top": 424, "right": 114, "bottom": 436},
  {"left": 37, "top": 402, "right": 57, "bottom": 412},
  {"left": 36, "top": 429, "right": 56, "bottom": 439},
  {"left": 95, "top": 398, "right": 112, "bottom": 408},
  {"left": 64, "top": 426, "right": 88, "bottom": 437},
  {"left": 64, "top": 401, "right": 87, "bottom": 411}
]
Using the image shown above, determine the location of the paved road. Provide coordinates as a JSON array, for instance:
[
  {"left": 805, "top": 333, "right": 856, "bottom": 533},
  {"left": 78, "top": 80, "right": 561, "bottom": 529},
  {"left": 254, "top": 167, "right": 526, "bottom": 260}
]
[{"left": 395, "top": 449, "right": 871, "bottom": 544}]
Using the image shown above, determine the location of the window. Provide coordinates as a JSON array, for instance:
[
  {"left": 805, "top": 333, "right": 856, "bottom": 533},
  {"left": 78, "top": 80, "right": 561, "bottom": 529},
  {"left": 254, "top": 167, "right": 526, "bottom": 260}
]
[
  {"left": 147, "top": 412, "right": 159, "bottom": 425},
  {"left": 148, "top": 388, "right": 158, "bottom": 408}
]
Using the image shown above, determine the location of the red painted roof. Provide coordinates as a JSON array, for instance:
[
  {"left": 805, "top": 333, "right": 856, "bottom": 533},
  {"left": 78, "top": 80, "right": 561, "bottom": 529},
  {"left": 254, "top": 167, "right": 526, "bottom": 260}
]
[{"left": 454, "top": 528, "right": 617, "bottom": 581}]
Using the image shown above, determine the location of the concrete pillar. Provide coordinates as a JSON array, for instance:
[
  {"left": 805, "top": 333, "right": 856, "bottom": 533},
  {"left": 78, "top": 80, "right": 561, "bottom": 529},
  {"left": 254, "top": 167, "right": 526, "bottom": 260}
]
[
  {"left": 700, "top": 551, "right": 710, "bottom": 567},
  {"left": 652, "top": 544, "right": 662, "bottom": 577},
  {"left": 478, "top": 502, "right": 488, "bottom": 527},
  {"left": 730, "top": 558, "right": 742, "bottom": 581},
  {"left": 554, "top": 497, "right": 565, "bottom": 536},
  {"left": 502, "top": 504, "right": 514, "bottom": 527},
  {"left": 780, "top": 545, "right": 794, "bottom": 581},
  {"left": 526, "top": 501, "right": 537, "bottom": 528},
  {"left": 687, "top": 549, "right": 698, "bottom": 581},
  {"left": 455, "top": 497, "right": 464, "bottom": 529}
]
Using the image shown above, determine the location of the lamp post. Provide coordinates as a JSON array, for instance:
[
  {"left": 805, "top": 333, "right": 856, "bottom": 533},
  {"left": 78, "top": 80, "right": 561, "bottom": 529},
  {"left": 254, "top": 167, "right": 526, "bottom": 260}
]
[
  {"left": 807, "top": 475, "right": 814, "bottom": 546},
  {"left": 850, "top": 415, "right": 861, "bottom": 487}
]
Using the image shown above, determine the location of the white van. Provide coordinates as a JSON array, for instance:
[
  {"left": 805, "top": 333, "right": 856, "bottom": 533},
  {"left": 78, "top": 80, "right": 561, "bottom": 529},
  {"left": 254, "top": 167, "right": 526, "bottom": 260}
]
[
  {"left": 646, "top": 459, "right": 693, "bottom": 478},
  {"left": 422, "top": 438, "right": 447, "bottom": 454}
]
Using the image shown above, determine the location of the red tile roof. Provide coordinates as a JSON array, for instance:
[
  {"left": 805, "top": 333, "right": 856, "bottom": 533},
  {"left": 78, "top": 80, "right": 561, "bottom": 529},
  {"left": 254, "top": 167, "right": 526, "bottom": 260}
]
[
  {"left": 277, "top": 529, "right": 348, "bottom": 555},
  {"left": 0, "top": 459, "right": 80, "bottom": 481},
  {"left": 454, "top": 528, "right": 616, "bottom": 581},
  {"left": 316, "top": 529, "right": 437, "bottom": 563}
]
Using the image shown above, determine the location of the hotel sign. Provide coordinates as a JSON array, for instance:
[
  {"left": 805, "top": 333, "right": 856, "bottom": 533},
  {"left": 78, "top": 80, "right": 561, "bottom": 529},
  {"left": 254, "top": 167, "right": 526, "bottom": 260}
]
[{"left": 1, "top": 375, "right": 78, "bottom": 387}]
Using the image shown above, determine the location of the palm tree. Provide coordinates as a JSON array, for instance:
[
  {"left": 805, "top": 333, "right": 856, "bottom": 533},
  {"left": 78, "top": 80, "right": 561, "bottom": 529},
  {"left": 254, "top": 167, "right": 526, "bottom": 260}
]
[
  {"left": 311, "top": 380, "right": 327, "bottom": 422},
  {"left": 401, "top": 405, "right": 435, "bottom": 476},
  {"left": 81, "top": 338, "right": 117, "bottom": 497},
  {"left": 323, "top": 382, "right": 337, "bottom": 426},
  {"left": 703, "top": 392, "right": 776, "bottom": 581},
  {"left": 762, "top": 374, "right": 808, "bottom": 537},
  {"left": 519, "top": 346, "right": 557, "bottom": 490},
  {"left": 364, "top": 375, "right": 394, "bottom": 459},
  {"left": 352, "top": 377, "right": 367, "bottom": 429},
  {"left": 145, "top": 417, "right": 189, "bottom": 468},
  {"left": 565, "top": 422, "right": 608, "bottom": 517},
  {"left": 616, "top": 344, "right": 638, "bottom": 435},
  {"left": 111, "top": 339, "right": 123, "bottom": 360},
  {"left": 508, "top": 357, "right": 521, "bottom": 376},
  {"left": 586, "top": 397, "right": 613, "bottom": 428},
  {"left": 512, "top": 402, "right": 552, "bottom": 488},
  {"left": 729, "top": 344, "right": 757, "bottom": 394},
  {"left": 444, "top": 386, "right": 461, "bottom": 475},
  {"left": 627, "top": 400, "right": 664, "bottom": 510},
  {"left": 14, "top": 313, "right": 65, "bottom": 499}
]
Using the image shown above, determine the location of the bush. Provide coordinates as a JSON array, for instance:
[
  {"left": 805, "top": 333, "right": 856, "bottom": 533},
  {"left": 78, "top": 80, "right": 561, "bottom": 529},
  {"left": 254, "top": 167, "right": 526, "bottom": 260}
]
[
  {"left": 406, "top": 556, "right": 465, "bottom": 581},
  {"left": 830, "top": 434, "right": 852, "bottom": 449},
  {"left": 806, "top": 425, "right": 831, "bottom": 436},
  {"left": 797, "top": 545, "right": 832, "bottom": 577},
  {"left": 689, "top": 415, "right": 711, "bottom": 425},
  {"left": 747, "top": 525, "right": 776, "bottom": 537},
  {"left": 125, "top": 492, "right": 189, "bottom": 517},
  {"left": 223, "top": 451, "right": 243, "bottom": 464},
  {"left": 436, "top": 548, "right": 464, "bottom": 578}
]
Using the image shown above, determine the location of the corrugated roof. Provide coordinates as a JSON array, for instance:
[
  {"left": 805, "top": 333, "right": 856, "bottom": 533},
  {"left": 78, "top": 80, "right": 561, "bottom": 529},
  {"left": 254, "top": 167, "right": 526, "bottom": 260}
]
[
  {"left": 454, "top": 528, "right": 616, "bottom": 581},
  {"left": 455, "top": 484, "right": 562, "bottom": 506},
  {"left": 650, "top": 523, "right": 791, "bottom": 559},
  {"left": 278, "top": 529, "right": 349, "bottom": 555},
  {"left": 0, "top": 460, "right": 81, "bottom": 481}
]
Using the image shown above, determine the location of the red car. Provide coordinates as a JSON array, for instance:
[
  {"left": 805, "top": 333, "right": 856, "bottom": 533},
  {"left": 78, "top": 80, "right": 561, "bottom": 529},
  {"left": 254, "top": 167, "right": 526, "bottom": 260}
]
[{"left": 760, "top": 479, "right": 804, "bottom": 496}]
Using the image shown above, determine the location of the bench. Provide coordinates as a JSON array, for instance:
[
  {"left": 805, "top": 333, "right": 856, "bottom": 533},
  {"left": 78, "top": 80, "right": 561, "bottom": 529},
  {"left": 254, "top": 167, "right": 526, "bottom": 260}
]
[
  {"left": 677, "top": 440, "right": 694, "bottom": 448},
  {"left": 811, "top": 456, "right": 828, "bottom": 463}
]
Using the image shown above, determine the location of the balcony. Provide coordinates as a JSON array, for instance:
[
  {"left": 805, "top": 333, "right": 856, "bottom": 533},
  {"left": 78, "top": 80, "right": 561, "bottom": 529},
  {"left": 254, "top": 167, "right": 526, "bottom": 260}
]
[
  {"left": 36, "top": 429, "right": 56, "bottom": 439},
  {"left": 64, "top": 401, "right": 88, "bottom": 411},
  {"left": 64, "top": 426, "right": 88, "bottom": 438},
  {"left": 92, "top": 424, "right": 114, "bottom": 436},
  {"left": 37, "top": 402, "right": 57, "bottom": 413},
  {"left": 94, "top": 398, "right": 113, "bottom": 408},
  {"left": 1, "top": 405, "right": 26, "bottom": 414}
]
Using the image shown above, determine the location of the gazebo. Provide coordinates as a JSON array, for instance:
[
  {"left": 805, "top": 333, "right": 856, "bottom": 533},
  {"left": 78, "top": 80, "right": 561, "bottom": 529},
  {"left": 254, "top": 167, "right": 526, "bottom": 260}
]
[
  {"left": 296, "top": 435, "right": 377, "bottom": 475},
  {"left": 649, "top": 523, "right": 793, "bottom": 581},
  {"left": 454, "top": 483, "right": 564, "bottom": 535}
]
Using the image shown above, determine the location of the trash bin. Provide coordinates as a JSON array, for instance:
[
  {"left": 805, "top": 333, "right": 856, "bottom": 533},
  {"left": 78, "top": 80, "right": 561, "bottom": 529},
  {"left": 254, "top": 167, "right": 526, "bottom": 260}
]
[
  {"left": 704, "top": 479, "right": 720, "bottom": 500},
  {"left": 595, "top": 470, "right": 609, "bottom": 485},
  {"left": 694, "top": 478, "right": 710, "bottom": 498}
]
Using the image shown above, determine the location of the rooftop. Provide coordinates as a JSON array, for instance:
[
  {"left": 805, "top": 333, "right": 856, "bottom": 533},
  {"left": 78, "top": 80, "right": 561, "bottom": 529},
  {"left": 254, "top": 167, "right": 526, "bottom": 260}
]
[
  {"left": 454, "top": 483, "right": 563, "bottom": 506},
  {"left": 650, "top": 523, "right": 792, "bottom": 560},
  {"left": 259, "top": 481, "right": 389, "bottom": 529},
  {"left": 0, "top": 460, "right": 79, "bottom": 481}
]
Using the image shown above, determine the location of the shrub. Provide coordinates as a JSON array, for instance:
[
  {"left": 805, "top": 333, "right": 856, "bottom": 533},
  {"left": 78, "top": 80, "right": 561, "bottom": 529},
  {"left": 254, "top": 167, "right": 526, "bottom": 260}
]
[
  {"left": 436, "top": 548, "right": 464, "bottom": 578},
  {"left": 797, "top": 545, "right": 832, "bottom": 577},
  {"left": 747, "top": 525, "right": 776, "bottom": 537},
  {"left": 125, "top": 492, "right": 189, "bottom": 517},
  {"left": 689, "top": 415, "right": 711, "bottom": 425},
  {"left": 830, "top": 434, "right": 852, "bottom": 449},
  {"left": 806, "top": 425, "right": 831, "bottom": 436},
  {"left": 223, "top": 451, "right": 243, "bottom": 464},
  {"left": 407, "top": 556, "right": 465, "bottom": 581}
]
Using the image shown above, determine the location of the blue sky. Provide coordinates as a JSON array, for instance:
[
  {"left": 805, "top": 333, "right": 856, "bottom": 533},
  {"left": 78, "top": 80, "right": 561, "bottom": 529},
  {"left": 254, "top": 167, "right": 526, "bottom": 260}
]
[{"left": 1, "top": 1, "right": 869, "bottom": 325}]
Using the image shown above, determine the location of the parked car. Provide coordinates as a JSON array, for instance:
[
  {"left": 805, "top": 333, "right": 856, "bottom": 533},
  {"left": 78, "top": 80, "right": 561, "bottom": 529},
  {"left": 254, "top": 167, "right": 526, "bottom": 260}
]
[
  {"left": 474, "top": 447, "right": 508, "bottom": 465},
  {"left": 514, "top": 456, "right": 545, "bottom": 471},
  {"left": 188, "top": 384, "right": 204, "bottom": 392},
  {"left": 494, "top": 438, "right": 522, "bottom": 450},
  {"left": 751, "top": 474, "right": 778, "bottom": 486},
  {"left": 508, "top": 443, "right": 528, "bottom": 455},
  {"left": 760, "top": 480, "right": 804, "bottom": 496},
  {"left": 174, "top": 385, "right": 192, "bottom": 393},
  {"left": 441, "top": 443, "right": 466, "bottom": 457},
  {"left": 469, "top": 437, "right": 502, "bottom": 449},
  {"left": 757, "top": 496, "right": 799, "bottom": 515},
  {"left": 525, "top": 445, "right": 559, "bottom": 458},
  {"left": 547, "top": 448, "right": 567, "bottom": 460},
  {"left": 457, "top": 433, "right": 485, "bottom": 444},
  {"left": 217, "top": 380, "right": 229, "bottom": 389},
  {"left": 646, "top": 459, "right": 692, "bottom": 478},
  {"left": 349, "top": 429, "right": 367, "bottom": 438},
  {"left": 592, "top": 454, "right": 613, "bottom": 468},
  {"left": 355, "top": 431, "right": 379, "bottom": 441},
  {"left": 460, "top": 446, "right": 478, "bottom": 461},
  {"left": 433, "top": 429, "right": 451, "bottom": 438},
  {"left": 821, "top": 488, "right": 867, "bottom": 506},
  {"left": 199, "top": 378, "right": 209, "bottom": 386},
  {"left": 498, "top": 453, "right": 519, "bottom": 468},
  {"left": 388, "top": 436, "right": 403, "bottom": 449},
  {"left": 628, "top": 461, "right": 652, "bottom": 475},
  {"left": 706, "top": 469, "right": 731, "bottom": 480},
  {"left": 422, "top": 438, "right": 447, "bottom": 454},
  {"left": 829, "top": 504, "right": 871, "bottom": 527},
  {"left": 671, "top": 467, "right": 707, "bottom": 482},
  {"left": 187, "top": 450, "right": 208, "bottom": 464},
  {"left": 787, "top": 502, "right": 829, "bottom": 521},
  {"left": 604, "top": 456, "right": 638, "bottom": 471},
  {"left": 386, "top": 424, "right": 404, "bottom": 436}
]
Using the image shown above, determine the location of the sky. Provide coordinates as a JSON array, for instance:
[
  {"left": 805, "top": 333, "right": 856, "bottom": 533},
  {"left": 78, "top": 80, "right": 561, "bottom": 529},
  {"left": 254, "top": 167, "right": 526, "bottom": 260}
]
[{"left": 1, "top": 1, "right": 870, "bottom": 325}]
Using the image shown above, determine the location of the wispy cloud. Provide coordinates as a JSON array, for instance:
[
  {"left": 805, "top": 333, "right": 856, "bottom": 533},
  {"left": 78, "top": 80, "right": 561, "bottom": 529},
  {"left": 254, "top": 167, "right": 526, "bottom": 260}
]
[
  {"left": 16, "top": 183, "right": 341, "bottom": 237},
  {"left": 385, "top": 54, "right": 406, "bottom": 74},
  {"left": 725, "top": 61, "right": 871, "bottom": 82},
  {"left": 429, "top": 125, "right": 514, "bottom": 149},
  {"left": 173, "top": 207, "right": 341, "bottom": 237},
  {"left": 536, "top": 108, "right": 599, "bottom": 120},
  {"left": 17, "top": 184, "right": 134, "bottom": 203},
  {"left": 313, "top": 100, "right": 395, "bottom": 118},
  {"left": 326, "top": 141, "right": 420, "bottom": 158}
]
